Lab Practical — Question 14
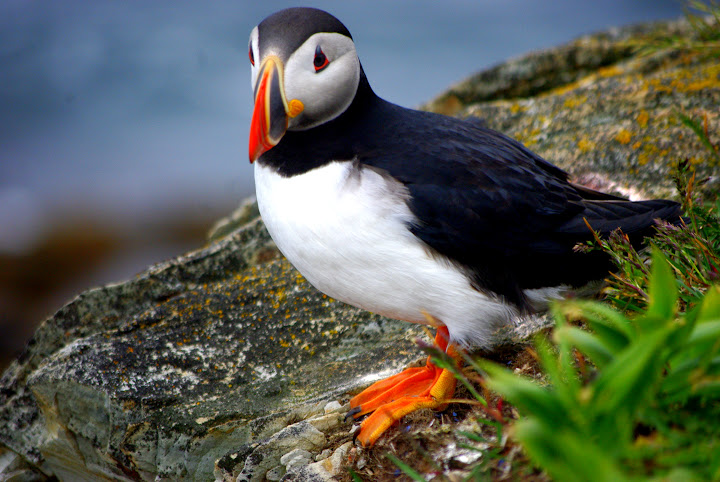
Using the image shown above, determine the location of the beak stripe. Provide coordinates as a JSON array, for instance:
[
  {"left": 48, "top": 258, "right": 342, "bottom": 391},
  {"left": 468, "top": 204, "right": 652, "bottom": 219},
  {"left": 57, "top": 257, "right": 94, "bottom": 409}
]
[{"left": 269, "top": 69, "right": 289, "bottom": 142}]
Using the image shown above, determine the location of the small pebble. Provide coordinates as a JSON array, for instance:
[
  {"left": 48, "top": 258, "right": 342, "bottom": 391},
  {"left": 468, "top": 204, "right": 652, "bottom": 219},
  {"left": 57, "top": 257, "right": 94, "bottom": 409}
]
[
  {"left": 446, "top": 470, "right": 469, "bottom": 482},
  {"left": 324, "top": 400, "right": 343, "bottom": 414},
  {"left": 280, "top": 448, "right": 312, "bottom": 470},
  {"left": 315, "top": 448, "right": 332, "bottom": 461},
  {"left": 322, "top": 442, "right": 353, "bottom": 476}
]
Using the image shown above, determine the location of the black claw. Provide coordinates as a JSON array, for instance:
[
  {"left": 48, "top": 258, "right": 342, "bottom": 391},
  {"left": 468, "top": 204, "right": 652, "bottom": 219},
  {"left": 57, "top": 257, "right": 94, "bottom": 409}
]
[{"left": 345, "top": 406, "right": 362, "bottom": 421}]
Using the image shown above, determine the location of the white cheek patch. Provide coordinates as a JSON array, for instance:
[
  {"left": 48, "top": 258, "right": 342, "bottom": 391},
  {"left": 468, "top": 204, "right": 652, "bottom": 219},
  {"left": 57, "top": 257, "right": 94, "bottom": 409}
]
[
  {"left": 249, "top": 27, "right": 259, "bottom": 92},
  {"left": 283, "top": 33, "right": 360, "bottom": 129}
]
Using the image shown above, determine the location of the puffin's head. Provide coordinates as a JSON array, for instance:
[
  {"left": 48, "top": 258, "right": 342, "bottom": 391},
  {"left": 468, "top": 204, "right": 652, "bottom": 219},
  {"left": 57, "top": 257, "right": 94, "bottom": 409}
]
[{"left": 248, "top": 8, "right": 361, "bottom": 162}]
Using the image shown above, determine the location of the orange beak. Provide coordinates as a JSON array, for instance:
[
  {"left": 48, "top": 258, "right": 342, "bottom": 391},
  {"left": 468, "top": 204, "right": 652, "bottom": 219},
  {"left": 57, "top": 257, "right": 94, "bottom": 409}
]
[{"left": 249, "top": 56, "right": 303, "bottom": 163}]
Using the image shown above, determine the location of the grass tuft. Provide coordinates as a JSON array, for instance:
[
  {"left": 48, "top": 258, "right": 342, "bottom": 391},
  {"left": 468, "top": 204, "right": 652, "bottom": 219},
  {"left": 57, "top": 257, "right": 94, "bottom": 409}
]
[
  {"left": 478, "top": 251, "right": 720, "bottom": 480},
  {"left": 629, "top": 0, "right": 720, "bottom": 57},
  {"left": 576, "top": 152, "right": 720, "bottom": 313}
]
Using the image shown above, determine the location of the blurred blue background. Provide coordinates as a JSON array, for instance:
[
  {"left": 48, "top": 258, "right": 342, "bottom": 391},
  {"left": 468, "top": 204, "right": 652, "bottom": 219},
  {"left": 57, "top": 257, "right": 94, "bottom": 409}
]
[{"left": 0, "top": 0, "right": 685, "bottom": 364}]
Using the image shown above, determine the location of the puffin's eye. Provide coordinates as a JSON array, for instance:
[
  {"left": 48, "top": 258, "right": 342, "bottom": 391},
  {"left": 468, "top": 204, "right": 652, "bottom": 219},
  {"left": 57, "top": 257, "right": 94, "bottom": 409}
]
[
  {"left": 313, "top": 45, "right": 329, "bottom": 72},
  {"left": 249, "top": 46, "right": 254, "bottom": 66}
]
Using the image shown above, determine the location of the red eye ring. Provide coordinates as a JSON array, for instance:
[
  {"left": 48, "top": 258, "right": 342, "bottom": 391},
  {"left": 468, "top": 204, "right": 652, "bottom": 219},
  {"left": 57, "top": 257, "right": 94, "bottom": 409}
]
[
  {"left": 249, "top": 46, "right": 254, "bottom": 66},
  {"left": 313, "top": 46, "right": 329, "bottom": 72}
]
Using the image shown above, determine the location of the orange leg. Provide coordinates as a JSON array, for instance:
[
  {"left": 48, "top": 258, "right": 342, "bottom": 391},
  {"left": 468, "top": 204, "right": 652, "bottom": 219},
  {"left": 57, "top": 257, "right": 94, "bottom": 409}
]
[{"left": 349, "top": 326, "right": 462, "bottom": 446}]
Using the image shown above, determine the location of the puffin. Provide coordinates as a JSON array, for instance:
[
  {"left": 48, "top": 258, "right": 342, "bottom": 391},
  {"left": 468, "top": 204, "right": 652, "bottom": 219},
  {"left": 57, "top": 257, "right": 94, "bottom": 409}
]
[{"left": 247, "top": 7, "right": 681, "bottom": 446}]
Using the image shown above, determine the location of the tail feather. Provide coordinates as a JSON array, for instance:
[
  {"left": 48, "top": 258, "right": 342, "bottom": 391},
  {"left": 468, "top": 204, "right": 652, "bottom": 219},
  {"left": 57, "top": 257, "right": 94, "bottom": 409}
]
[
  {"left": 514, "top": 198, "right": 683, "bottom": 289},
  {"left": 562, "top": 199, "right": 682, "bottom": 240}
]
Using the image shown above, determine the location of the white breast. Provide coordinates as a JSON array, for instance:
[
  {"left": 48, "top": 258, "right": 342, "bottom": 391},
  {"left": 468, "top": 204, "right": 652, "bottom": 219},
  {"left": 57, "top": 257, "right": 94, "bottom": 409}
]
[{"left": 254, "top": 160, "right": 519, "bottom": 348}]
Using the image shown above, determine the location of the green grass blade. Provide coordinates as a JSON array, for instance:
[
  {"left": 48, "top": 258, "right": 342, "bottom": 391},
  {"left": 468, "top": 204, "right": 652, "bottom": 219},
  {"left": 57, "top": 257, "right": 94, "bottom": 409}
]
[
  {"left": 457, "top": 430, "right": 490, "bottom": 444},
  {"left": 677, "top": 111, "right": 720, "bottom": 162},
  {"left": 513, "top": 419, "right": 629, "bottom": 482},
  {"left": 646, "top": 248, "right": 678, "bottom": 322},
  {"left": 555, "top": 325, "right": 614, "bottom": 368},
  {"left": 534, "top": 333, "right": 583, "bottom": 418},
  {"left": 591, "top": 328, "right": 670, "bottom": 416},
  {"left": 479, "top": 360, "right": 567, "bottom": 424},
  {"left": 687, "top": 320, "right": 720, "bottom": 346},
  {"left": 572, "top": 300, "right": 636, "bottom": 342},
  {"left": 697, "top": 285, "right": 720, "bottom": 323}
]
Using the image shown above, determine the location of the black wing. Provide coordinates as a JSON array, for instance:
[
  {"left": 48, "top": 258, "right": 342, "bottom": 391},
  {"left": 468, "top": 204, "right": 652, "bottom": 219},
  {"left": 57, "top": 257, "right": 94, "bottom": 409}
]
[{"left": 359, "top": 103, "right": 680, "bottom": 306}]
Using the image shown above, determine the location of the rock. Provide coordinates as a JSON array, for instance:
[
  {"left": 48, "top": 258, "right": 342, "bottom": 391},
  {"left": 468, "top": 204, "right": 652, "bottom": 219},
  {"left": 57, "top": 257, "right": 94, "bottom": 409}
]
[
  {"left": 240, "top": 424, "right": 323, "bottom": 481},
  {"left": 306, "top": 412, "right": 343, "bottom": 434},
  {"left": 420, "top": 20, "right": 698, "bottom": 115},
  {"left": 280, "top": 448, "right": 313, "bottom": 470},
  {"left": 0, "top": 447, "right": 42, "bottom": 482},
  {"left": 234, "top": 421, "right": 325, "bottom": 482},
  {"left": 314, "top": 448, "right": 332, "bottom": 462},
  {"left": 323, "top": 401, "right": 343, "bottom": 414},
  {"left": 207, "top": 197, "right": 260, "bottom": 243},
  {"left": 265, "top": 465, "right": 285, "bottom": 481},
  {"left": 2, "top": 16, "right": 719, "bottom": 482},
  {"left": 282, "top": 442, "right": 353, "bottom": 482},
  {"left": 316, "top": 441, "right": 353, "bottom": 477}
]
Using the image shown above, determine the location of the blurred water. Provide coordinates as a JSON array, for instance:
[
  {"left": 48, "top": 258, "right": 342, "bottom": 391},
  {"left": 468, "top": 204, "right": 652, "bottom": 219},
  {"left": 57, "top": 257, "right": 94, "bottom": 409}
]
[{"left": 0, "top": 0, "right": 685, "bottom": 256}]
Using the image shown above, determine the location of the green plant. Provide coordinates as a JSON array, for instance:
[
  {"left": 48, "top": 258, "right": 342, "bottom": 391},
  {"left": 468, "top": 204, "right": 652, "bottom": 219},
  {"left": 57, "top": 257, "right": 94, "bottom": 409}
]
[
  {"left": 685, "top": 0, "right": 720, "bottom": 42},
  {"left": 477, "top": 250, "right": 720, "bottom": 480},
  {"left": 576, "top": 156, "right": 720, "bottom": 313},
  {"left": 677, "top": 112, "right": 720, "bottom": 163},
  {"left": 627, "top": 0, "right": 720, "bottom": 57}
]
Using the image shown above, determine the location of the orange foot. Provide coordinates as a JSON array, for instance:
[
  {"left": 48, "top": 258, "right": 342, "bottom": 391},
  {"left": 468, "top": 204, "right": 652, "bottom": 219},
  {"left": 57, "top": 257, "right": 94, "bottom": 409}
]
[{"left": 349, "top": 326, "right": 462, "bottom": 446}]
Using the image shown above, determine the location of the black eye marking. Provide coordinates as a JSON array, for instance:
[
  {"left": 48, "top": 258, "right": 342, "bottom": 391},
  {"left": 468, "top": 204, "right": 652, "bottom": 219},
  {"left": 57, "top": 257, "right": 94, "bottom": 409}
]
[
  {"left": 249, "top": 45, "right": 254, "bottom": 66},
  {"left": 313, "top": 45, "right": 329, "bottom": 72}
]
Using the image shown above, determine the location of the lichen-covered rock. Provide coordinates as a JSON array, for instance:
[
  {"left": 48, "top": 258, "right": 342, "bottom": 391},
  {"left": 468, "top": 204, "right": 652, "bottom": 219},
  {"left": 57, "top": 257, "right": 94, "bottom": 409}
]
[
  {"left": 1, "top": 16, "right": 718, "bottom": 482},
  {"left": 421, "top": 20, "right": 694, "bottom": 115}
]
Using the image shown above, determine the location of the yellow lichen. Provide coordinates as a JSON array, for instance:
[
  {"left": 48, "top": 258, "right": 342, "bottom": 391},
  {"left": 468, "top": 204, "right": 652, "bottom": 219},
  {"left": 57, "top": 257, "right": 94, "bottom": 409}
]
[
  {"left": 550, "top": 79, "right": 585, "bottom": 97},
  {"left": 577, "top": 138, "right": 596, "bottom": 153},
  {"left": 563, "top": 95, "right": 588, "bottom": 109},
  {"left": 636, "top": 110, "right": 649, "bottom": 128},
  {"left": 597, "top": 65, "right": 623, "bottom": 78},
  {"left": 615, "top": 129, "right": 633, "bottom": 145}
]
